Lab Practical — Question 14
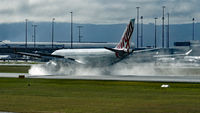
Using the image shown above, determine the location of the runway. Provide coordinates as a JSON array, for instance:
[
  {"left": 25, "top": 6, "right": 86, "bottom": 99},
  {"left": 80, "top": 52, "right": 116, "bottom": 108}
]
[
  {"left": 1, "top": 73, "right": 200, "bottom": 83},
  {"left": 29, "top": 75, "right": 200, "bottom": 83}
]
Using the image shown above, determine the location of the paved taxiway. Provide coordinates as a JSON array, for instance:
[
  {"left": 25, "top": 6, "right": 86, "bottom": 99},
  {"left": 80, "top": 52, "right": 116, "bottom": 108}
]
[
  {"left": 30, "top": 75, "right": 200, "bottom": 83},
  {"left": 1, "top": 73, "right": 200, "bottom": 83}
]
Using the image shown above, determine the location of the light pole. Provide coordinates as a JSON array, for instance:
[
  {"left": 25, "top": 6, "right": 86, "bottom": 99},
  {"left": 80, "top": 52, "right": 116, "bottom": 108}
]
[
  {"left": 136, "top": 7, "right": 140, "bottom": 48},
  {"left": 192, "top": 18, "right": 195, "bottom": 40},
  {"left": 70, "top": 12, "right": 73, "bottom": 49},
  {"left": 140, "top": 16, "right": 143, "bottom": 47},
  {"left": 162, "top": 6, "right": 165, "bottom": 48},
  {"left": 167, "top": 13, "right": 169, "bottom": 48},
  {"left": 25, "top": 19, "right": 28, "bottom": 50},
  {"left": 77, "top": 26, "right": 83, "bottom": 42},
  {"left": 32, "top": 24, "right": 37, "bottom": 50},
  {"left": 52, "top": 18, "right": 55, "bottom": 49},
  {"left": 154, "top": 17, "right": 158, "bottom": 48}
]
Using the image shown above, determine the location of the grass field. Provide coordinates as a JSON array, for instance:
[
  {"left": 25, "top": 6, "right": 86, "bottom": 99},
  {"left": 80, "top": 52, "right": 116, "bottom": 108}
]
[
  {"left": 0, "top": 65, "right": 30, "bottom": 73},
  {"left": 0, "top": 78, "right": 199, "bottom": 113},
  {"left": 0, "top": 65, "right": 200, "bottom": 112}
]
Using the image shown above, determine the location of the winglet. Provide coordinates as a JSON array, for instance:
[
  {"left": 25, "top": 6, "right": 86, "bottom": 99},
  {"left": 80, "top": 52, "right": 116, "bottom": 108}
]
[{"left": 185, "top": 49, "right": 192, "bottom": 55}]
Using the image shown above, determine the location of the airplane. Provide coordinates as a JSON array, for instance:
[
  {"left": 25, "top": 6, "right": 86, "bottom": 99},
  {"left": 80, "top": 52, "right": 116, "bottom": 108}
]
[
  {"left": 17, "top": 18, "right": 136, "bottom": 67},
  {"left": 17, "top": 18, "right": 195, "bottom": 75}
]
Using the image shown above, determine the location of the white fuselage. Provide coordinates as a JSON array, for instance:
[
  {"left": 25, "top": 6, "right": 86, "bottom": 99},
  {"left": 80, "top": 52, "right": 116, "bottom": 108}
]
[{"left": 52, "top": 48, "right": 120, "bottom": 66}]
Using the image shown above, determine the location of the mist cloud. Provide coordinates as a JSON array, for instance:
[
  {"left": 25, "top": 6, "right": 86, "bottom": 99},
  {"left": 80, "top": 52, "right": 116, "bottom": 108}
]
[{"left": 0, "top": 0, "right": 200, "bottom": 24}]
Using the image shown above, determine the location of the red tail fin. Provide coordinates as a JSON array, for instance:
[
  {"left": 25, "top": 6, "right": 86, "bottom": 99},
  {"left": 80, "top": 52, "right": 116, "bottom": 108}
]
[{"left": 115, "top": 19, "right": 135, "bottom": 52}]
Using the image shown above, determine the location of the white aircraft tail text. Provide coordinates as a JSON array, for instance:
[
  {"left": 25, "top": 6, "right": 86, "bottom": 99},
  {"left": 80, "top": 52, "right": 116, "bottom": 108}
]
[{"left": 115, "top": 18, "right": 135, "bottom": 52}]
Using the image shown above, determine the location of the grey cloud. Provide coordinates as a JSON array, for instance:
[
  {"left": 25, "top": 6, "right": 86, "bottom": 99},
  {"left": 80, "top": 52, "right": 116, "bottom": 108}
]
[{"left": 0, "top": 0, "right": 199, "bottom": 24}]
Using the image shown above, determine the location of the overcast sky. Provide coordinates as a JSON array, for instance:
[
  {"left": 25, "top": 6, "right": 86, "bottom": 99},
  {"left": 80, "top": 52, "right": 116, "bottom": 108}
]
[{"left": 0, "top": 0, "right": 199, "bottom": 24}]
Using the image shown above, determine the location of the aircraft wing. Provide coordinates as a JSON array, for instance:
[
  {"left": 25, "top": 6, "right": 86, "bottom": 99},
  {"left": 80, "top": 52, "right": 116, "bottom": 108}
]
[
  {"left": 17, "top": 52, "right": 64, "bottom": 59},
  {"left": 17, "top": 52, "right": 42, "bottom": 58},
  {"left": 16, "top": 51, "right": 84, "bottom": 64},
  {"left": 153, "top": 49, "right": 192, "bottom": 58},
  {"left": 133, "top": 48, "right": 159, "bottom": 53}
]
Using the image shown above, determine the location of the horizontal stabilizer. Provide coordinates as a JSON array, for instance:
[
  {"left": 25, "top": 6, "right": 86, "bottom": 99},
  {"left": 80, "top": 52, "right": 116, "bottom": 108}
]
[
  {"left": 104, "top": 47, "right": 130, "bottom": 58},
  {"left": 104, "top": 47, "right": 121, "bottom": 53}
]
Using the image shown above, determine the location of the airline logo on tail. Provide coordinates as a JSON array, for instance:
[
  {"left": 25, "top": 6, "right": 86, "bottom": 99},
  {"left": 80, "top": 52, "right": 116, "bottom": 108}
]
[
  {"left": 115, "top": 19, "right": 135, "bottom": 52},
  {"left": 104, "top": 18, "right": 135, "bottom": 58}
]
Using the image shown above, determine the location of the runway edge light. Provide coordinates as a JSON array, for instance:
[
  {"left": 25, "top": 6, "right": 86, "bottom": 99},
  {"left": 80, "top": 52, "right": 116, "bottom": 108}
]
[{"left": 161, "top": 84, "right": 170, "bottom": 88}]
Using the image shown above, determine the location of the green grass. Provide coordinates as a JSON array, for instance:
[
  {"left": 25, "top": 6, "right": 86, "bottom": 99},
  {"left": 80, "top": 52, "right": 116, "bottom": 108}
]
[
  {"left": 0, "top": 78, "right": 199, "bottom": 113},
  {"left": 0, "top": 65, "right": 30, "bottom": 73},
  {"left": 0, "top": 61, "right": 39, "bottom": 64}
]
